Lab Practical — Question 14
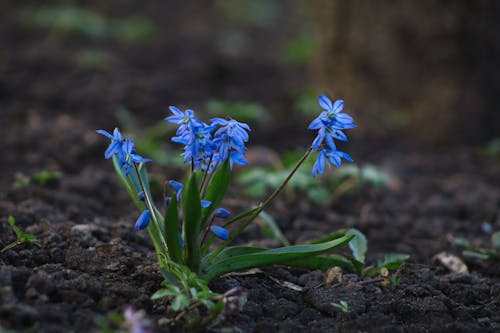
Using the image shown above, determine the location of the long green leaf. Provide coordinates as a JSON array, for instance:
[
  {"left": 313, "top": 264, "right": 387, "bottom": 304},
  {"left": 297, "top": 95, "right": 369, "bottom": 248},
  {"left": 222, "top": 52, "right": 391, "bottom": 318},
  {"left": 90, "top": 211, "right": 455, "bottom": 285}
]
[
  {"left": 288, "top": 254, "right": 353, "bottom": 271},
  {"left": 182, "top": 172, "right": 202, "bottom": 272},
  {"left": 202, "top": 246, "right": 265, "bottom": 267},
  {"left": 165, "top": 195, "right": 182, "bottom": 263},
  {"left": 201, "top": 159, "right": 231, "bottom": 226},
  {"left": 201, "top": 234, "right": 354, "bottom": 280}
]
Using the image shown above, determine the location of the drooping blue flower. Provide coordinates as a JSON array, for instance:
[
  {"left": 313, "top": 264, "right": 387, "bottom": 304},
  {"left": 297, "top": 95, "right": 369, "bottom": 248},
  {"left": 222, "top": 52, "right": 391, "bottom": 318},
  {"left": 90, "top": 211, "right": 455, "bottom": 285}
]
[
  {"left": 312, "top": 149, "right": 353, "bottom": 178},
  {"left": 96, "top": 128, "right": 123, "bottom": 159},
  {"left": 210, "top": 117, "right": 251, "bottom": 168},
  {"left": 210, "top": 225, "right": 229, "bottom": 240},
  {"left": 177, "top": 122, "right": 217, "bottom": 171},
  {"left": 214, "top": 208, "right": 231, "bottom": 218},
  {"left": 168, "top": 180, "right": 212, "bottom": 208},
  {"left": 135, "top": 210, "right": 151, "bottom": 230},
  {"left": 97, "top": 129, "right": 151, "bottom": 176},
  {"left": 309, "top": 95, "right": 356, "bottom": 177}
]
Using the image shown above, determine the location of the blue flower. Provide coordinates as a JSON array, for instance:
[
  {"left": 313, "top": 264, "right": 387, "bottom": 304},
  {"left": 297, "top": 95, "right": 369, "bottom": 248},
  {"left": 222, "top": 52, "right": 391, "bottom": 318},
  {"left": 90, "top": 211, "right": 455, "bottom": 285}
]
[
  {"left": 97, "top": 129, "right": 152, "bottom": 176},
  {"left": 210, "top": 225, "right": 229, "bottom": 240},
  {"left": 312, "top": 149, "right": 353, "bottom": 178},
  {"left": 309, "top": 95, "right": 356, "bottom": 177},
  {"left": 135, "top": 210, "right": 151, "bottom": 230},
  {"left": 120, "top": 139, "right": 152, "bottom": 175},
  {"left": 214, "top": 208, "right": 231, "bottom": 218},
  {"left": 177, "top": 123, "right": 217, "bottom": 171},
  {"left": 210, "top": 117, "right": 251, "bottom": 168},
  {"left": 165, "top": 106, "right": 203, "bottom": 136},
  {"left": 96, "top": 128, "right": 123, "bottom": 159},
  {"left": 168, "top": 180, "right": 212, "bottom": 208}
]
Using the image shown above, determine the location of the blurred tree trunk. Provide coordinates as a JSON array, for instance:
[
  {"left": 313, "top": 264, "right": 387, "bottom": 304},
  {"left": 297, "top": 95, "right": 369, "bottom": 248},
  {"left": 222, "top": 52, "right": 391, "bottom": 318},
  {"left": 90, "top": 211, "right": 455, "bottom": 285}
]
[{"left": 312, "top": 0, "right": 500, "bottom": 144}]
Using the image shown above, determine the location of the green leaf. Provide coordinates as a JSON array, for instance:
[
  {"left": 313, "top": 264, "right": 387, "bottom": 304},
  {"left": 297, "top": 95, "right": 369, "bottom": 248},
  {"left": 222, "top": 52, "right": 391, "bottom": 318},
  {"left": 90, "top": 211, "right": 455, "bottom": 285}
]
[
  {"left": 201, "top": 234, "right": 354, "bottom": 281},
  {"left": 376, "top": 253, "right": 410, "bottom": 271},
  {"left": 8, "top": 216, "right": 22, "bottom": 239},
  {"left": 346, "top": 228, "right": 367, "bottom": 264},
  {"left": 454, "top": 237, "right": 471, "bottom": 248},
  {"left": 308, "top": 229, "right": 346, "bottom": 244},
  {"left": 201, "top": 159, "right": 231, "bottom": 226},
  {"left": 203, "top": 246, "right": 265, "bottom": 267},
  {"left": 288, "top": 254, "right": 353, "bottom": 271},
  {"left": 255, "top": 211, "right": 289, "bottom": 246},
  {"left": 463, "top": 250, "right": 490, "bottom": 260},
  {"left": 165, "top": 195, "right": 182, "bottom": 263},
  {"left": 492, "top": 232, "right": 500, "bottom": 249},
  {"left": 182, "top": 172, "right": 202, "bottom": 272},
  {"left": 151, "top": 289, "right": 178, "bottom": 300}
]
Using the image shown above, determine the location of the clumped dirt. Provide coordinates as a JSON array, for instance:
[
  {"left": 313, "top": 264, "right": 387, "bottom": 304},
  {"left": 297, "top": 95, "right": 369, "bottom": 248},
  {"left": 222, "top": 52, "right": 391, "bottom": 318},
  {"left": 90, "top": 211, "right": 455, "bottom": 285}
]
[{"left": 1, "top": 1, "right": 499, "bottom": 332}]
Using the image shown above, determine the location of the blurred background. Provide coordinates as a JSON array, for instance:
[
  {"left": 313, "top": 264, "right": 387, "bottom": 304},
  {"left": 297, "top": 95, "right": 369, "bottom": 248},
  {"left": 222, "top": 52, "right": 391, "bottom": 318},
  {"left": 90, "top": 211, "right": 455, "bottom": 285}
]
[{"left": 1, "top": 0, "right": 499, "bottom": 179}]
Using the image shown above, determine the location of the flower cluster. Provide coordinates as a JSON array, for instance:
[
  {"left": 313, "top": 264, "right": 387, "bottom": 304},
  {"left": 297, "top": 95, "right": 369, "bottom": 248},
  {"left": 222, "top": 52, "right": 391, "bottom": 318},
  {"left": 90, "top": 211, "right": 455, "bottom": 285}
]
[
  {"left": 96, "top": 129, "right": 151, "bottom": 176},
  {"left": 309, "top": 95, "right": 356, "bottom": 177},
  {"left": 165, "top": 106, "right": 250, "bottom": 171}
]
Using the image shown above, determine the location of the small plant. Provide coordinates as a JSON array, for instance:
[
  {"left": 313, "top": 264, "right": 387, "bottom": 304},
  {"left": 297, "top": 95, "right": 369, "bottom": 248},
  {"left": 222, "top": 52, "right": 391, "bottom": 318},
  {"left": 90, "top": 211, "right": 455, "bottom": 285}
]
[
  {"left": 95, "top": 306, "right": 152, "bottom": 333},
  {"left": 331, "top": 300, "right": 350, "bottom": 314},
  {"left": 96, "top": 94, "right": 357, "bottom": 323},
  {"left": 312, "top": 228, "right": 409, "bottom": 276},
  {"left": 455, "top": 232, "right": 500, "bottom": 261},
  {"left": 14, "top": 170, "right": 62, "bottom": 188},
  {"left": 238, "top": 157, "right": 391, "bottom": 204},
  {"left": 1, "top": 216, "right": 40, "bottom": 253}
]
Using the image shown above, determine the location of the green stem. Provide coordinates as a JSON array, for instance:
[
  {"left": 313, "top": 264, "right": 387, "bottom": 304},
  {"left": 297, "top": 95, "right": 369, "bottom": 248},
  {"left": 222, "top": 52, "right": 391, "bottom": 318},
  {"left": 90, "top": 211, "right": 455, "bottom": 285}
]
[
  {"left": 206, "top": 147, "right": 313, "bottom": 264},
  {"left": 133, "top": 164, "right": 170, "bottom": 260}
]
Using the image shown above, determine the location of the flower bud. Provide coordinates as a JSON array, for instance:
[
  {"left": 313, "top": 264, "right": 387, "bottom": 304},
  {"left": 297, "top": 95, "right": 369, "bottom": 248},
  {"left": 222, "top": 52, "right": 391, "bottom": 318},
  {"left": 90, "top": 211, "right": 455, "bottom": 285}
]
[
  {"left": 138, "top": 191, "right": 145, "bottom": 202},
  {"left": 214, "top": 208, "right": 231, "bottom": 218},
  {"left": 135, "top": 210, "right": 151, "bottom": 230},
  {"left": 210, "top": 225, "right": 229, "bottom": 240}
]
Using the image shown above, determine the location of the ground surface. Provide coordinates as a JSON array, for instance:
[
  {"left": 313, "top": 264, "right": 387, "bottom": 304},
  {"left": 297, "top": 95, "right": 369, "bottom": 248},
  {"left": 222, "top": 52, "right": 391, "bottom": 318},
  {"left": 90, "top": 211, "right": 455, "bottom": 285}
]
[{"left": 1, "top": 1, "right": 499, "bottom": 332}]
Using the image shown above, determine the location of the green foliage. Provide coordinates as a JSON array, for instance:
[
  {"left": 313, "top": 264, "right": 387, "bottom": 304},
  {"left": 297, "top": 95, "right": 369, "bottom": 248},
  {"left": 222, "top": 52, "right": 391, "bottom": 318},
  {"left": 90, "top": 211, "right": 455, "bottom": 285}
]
[
  {"left": 151, "top": 262, "right": 245, "bottom": 327},
  {"left": 331, "top": 300, "right": 350, "bottom": 313},
  {"left": 237, "top": 152, "right": 392, "bottom": 204},
  {"left": 455, "top": 232, "right": 500, "bottom": 261},
  {"left": 481, "top": 138, "right": 500, "bottom": 157},
  {"left": 319, "top": 228, "right": 409, "bottom": 276},
  {"left": 281, "top": 34, "right": 315, "bottom": 64},
  {"left": 14, "top": 170, "right": 61, "bottom": 188},
  {"left": 76, "top": 49, "right": 111, "bottom": 70},
  {"left": 22, "top": 5, "right": 155, "bottom": 43},
  {"left": 1, "top": 216, "right": 40, "bottom": 253},
  {"left": 205, "top": 99, "right": 269, "bottom": 123}
]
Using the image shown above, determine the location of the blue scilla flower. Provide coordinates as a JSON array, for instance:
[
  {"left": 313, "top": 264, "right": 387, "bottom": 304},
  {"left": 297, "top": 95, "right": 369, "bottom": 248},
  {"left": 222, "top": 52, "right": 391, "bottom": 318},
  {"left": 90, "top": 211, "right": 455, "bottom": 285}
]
[
  {"left": 312, "top": 149, "right": 353, "bottom": 178},
  {"left": 168, "top": 180, "right": 212, "bottom": 208},
  {"left": 120, "top": 139, "right": 152, "bottom": 175},
  {"left": 135, "top": 210, "right": 151, "bottom": 230},
  {"left": 210, "top": 225, "right": 229, "bottom": 240},
  {"left": 210, "top": 117, "right": 251, "bottom": 168},
  {"left": 97, "top": 129, "right": 151, "bottom": 176},
  {"left": 176, "top": 122, "right": 217, "bottom": 171},
  {"left": 214, "top": 207, "right": 231, "bottom": 218},
  {"left": 309, "top": 95, "right": 356, "bottom": 151},
  {"left": 309, "top": 95, "right": 356, "bottom": 177},
  {"left": 96, "top": 128, "right": 123, "bottom": 159},
  {"left": 165, "top": 106, "right": 203, "bottom": 136}
]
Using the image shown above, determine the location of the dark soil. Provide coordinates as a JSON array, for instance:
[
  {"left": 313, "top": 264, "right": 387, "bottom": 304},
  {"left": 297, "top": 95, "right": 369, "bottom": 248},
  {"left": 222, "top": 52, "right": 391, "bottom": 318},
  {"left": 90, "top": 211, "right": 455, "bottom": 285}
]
[{"left": 1, "top": 1, "right": 499, "bottom": 332}]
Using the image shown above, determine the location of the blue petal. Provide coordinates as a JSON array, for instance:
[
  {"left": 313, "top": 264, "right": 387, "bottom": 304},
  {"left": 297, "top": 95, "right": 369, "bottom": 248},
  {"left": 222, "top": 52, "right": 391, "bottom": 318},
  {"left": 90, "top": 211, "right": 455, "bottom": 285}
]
[
  {"left": 168, "top": 106, "right": 183, "bottom": 116},
  {"left": 135, "top": 210, "right": 151, "bottom": 230},
  {"left": 318, "top": 95, "right": 333, "bottom": 110},
  {"left": 168, "top": 180, "right": 183, "bottom": 192},
  {"left": 308, "top": 116, "right": 323, "bottom": 130},
  {"left": 96, "top": 129, "right": 114, "bottom": 140},
  {"left": 332, "top": 100, "right": 344, "bottom": 114},
  {"left": 214, "top": 208, "right": 231, "bottom": 218},
  {"left": 104, "top": 141, "right": 121, "bottom": 159},
  {"left": 210, "top": 226, "right": 229, "bottom": 240},
  {"left": 201, "top": 200, "right": 212, "bottom": 208}
]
